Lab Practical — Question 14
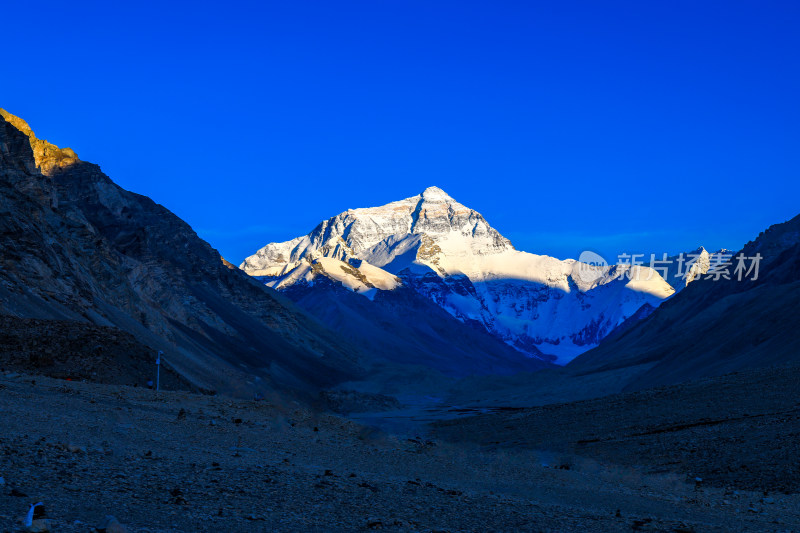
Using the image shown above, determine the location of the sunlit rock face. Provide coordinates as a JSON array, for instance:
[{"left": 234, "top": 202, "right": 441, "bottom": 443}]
[
  {"left": 242, "top": 187, "right": 675, "bottom": 364},
  {"left": 661, "top": 247, "right": 737, "bottom": 291},
  {"left": 0, "top": 109, "right": 80, "bottom": 176}
]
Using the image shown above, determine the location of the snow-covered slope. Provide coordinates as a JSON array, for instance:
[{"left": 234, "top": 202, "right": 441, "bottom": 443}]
[
  {"left": 257, "top": 256, "right": 401, "bottom": 300},
  {"left": 242, "top": 187, "right": 675, "bottom": 364}
]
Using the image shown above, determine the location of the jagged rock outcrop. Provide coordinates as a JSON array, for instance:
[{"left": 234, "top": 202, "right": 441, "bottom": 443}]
[
  {"left": 662, "top": 246, "right": 736, "bottom": 291},
  {"left": 0, "top": 108, "right": 362, "bottom": 396},
  {"left": 0, "top": 109, "right": 79, "bottom": 176},
  {"left": 242, "top": 187, "right": 675, "bottom": 363}
]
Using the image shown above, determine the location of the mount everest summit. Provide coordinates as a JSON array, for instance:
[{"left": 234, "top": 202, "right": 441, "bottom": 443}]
[{"left": 242, "top": 186, "right": 676, "bottom": 363}]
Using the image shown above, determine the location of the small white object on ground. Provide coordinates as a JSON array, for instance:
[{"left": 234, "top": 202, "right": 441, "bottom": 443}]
[{"left": 24, "top": 503, "right": 43, "bottom": 527}]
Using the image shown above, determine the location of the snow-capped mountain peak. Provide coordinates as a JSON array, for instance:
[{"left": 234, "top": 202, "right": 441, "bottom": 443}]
[
  {"left": 241, "top": 187, "right": 675, "bottom": 364},
  {"left": 420, "top": 185, "right": 451, "bottom": 200},
  {"left": 240, "top": 186, "right": 513, "bottom": 277}
]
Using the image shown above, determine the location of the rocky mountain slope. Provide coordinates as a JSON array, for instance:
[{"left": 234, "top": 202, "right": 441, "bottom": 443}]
[
  {"left": 284, "top": 278, "right": 551, "bottom": 394},
  {"left": 0, "top": 315, "right": 190, "bottom": 390},
  {"left": 440, "top": 211, "right": 800, "bottom": 409},
  {"left": 568, "top": 212, "right": 800, "bottom": 390},
  {"left": 242, "top": 186, "right": 675, "bottom": 363},
  {"left": 0, "top": 108, "right": 363, "bottom": 396}
]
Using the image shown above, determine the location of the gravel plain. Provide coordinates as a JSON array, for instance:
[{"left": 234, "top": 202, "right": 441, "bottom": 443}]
[{"left": 1, "top": 371, "right": 799, "bottom": 532}]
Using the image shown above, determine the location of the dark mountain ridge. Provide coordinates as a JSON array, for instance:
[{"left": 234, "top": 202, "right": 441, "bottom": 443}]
[
  {"left": 284, "top": 277, "right": 550, "bottom": 390},
  {"left": 0, "top": 109, "right": 363, "bottom": 396}
]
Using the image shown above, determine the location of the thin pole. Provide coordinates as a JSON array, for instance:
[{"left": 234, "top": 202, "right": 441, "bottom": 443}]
[{"left": 156, "top": 351, "right": 162, "bottom": 392}]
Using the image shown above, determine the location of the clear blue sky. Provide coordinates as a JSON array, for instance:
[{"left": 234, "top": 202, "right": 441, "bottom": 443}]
[{"left": 4, "top": 1, "right": 799, "bottom": 264}]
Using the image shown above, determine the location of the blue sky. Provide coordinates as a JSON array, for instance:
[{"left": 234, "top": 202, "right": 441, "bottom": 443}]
[{"left": 4, "top": 1, "right": 799, "bottom": 264}]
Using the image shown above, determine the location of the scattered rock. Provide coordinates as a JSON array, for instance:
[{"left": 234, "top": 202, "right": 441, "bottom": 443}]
[
  {"left": 26, "top": 519, "right": 53, "bottom": 533},
  {"left": 366, "top": 517, "right": 383, "bottom": 529},
  {"left": 97, "top": 514, "right": 128, "bottom": 533},
  {"left": 170, "top": 487, "right": 187, "bottom": 505},
  {"left": 359, "top": 481, "right": 379, "bottom": 492},
  {"left": 320, "top": 390, "right": 403, "bottom": 414}
]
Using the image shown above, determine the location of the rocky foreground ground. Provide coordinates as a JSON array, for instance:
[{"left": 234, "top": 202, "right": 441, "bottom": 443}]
[
  {"left": 435, "top": 362, "right": 800, "bottom": 495},
  {"left": 1, "top": 372, "right": 799, "bottom": 532}
]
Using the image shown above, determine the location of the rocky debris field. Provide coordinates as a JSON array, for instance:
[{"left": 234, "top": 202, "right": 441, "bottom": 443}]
[
  {"left": 1, "top": 373, "right": 800, "bottom": 532},
  {"left": 434, "top": 362, "right": 800, "bottom": 495},
  {"left": 0, "top": 317, "right": 189, "bottom": 391}
]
